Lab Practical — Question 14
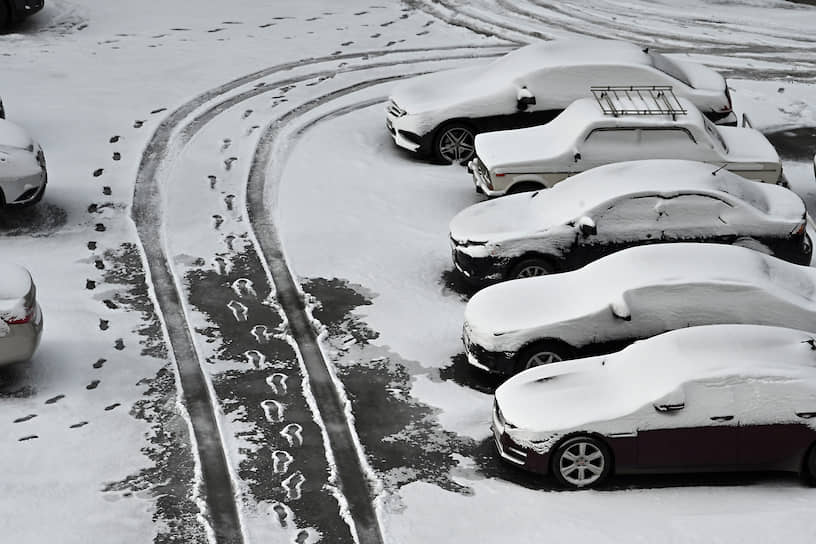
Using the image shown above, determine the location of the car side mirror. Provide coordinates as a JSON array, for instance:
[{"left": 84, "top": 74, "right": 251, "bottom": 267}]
[
  {"left": 577, "top": 216, "right": 596, "bottom": 237},
  {"left": 609, "top": 297, "right": 631, "bottom": 321},
  {"left": 653, "top": 388, "right": 686, "bottom": 413},
  {"left": 573, "top": 152, "right": 582, "bottom": 162},
  {"left": 516, "top": 87, "right": 536, "bottom": 111}
]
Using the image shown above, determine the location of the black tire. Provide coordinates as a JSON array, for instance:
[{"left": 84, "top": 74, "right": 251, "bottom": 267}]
[
  {"left": 507, "top": 182, "right": 544, "bottom": 195},
  {"left": 433, "top": 122, "right": 476, "bottom": 165},
  {"left": 515, "top": 340, "right": 574, "bottom": 373},
  {"left": 551, "top": 435, "right": 612, "bottom": 489},
  {"left": 508, "top": 256, "right": 555, "bottom": 280},
  {"left": 804, "top": 444, "right": 816, "bottom": 486}
]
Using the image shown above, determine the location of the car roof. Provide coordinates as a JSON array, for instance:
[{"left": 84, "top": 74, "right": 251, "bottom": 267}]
[
  {"left": 494, "top": 39, "right": 652, "bottom": 75},
  {"left": 530, "top": 160, "right": 802, "bottom": 221},
  {"left": 562, "top": 96, "right": 708, "bottom": 131},
  {"left": 495, "top": 325, "right": 816, "bottom": 433}
]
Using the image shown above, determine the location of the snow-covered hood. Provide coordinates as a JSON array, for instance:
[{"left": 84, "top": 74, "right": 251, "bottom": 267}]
[
  {"left": 673, "top": 58, "right": 727, "bottom": 93},
  {"left": 719, "top": 126, "right": 780, "bottom": 164},
  {"left": 475, "top": 122, "right": 571, "bottom": 172},
  {"left": 389, "top": 65, "right": 501, "bottom": 114},
  {"left": 0, "top": 264, "right": 33, "bottom": 324},
  {"left": 0, "top": 119, "right": 35, "bottom": 151},
  {"left": 449, "top": 193, "right": 547, "bottom": 244}
]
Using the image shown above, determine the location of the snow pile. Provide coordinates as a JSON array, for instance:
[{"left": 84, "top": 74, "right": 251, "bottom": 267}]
[{"left": 497, "top": 324, "right": 816, "bottom": 444}]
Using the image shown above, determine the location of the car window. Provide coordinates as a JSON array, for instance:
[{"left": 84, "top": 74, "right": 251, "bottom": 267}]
[
  {"left": 654, "top": 194, "right": 734, "bottom": 232},
  {"left": 582, "top": 128, "right": 640, "bottom": 160},
  {"left": 703, "top": 117, "right": 728, "bottom": 153},
  {"left": 583, "top": 127, "right": 701, "bottom": 160},
  {"left": 593, "top": 196, "right": 661, "bottom": 233},
  {"left": 634, "top": 128, "right": 700, "bottom": 158},
  {"left": 648, "top": 52, "right": 692, "bottom": 87}
]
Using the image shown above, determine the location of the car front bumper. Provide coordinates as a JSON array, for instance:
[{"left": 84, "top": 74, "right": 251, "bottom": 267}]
[
  {"left": 463, "top": 327, "right": 516, "bottom": 375},
  {"left": 468, "top": 158, "right": 507, "bottom": 197},
  {"left": 492, "top": 403, "right": 551, "bottom": 474},
  {"left": 0, "top": 304, "right": 43, "bottom": 366}
]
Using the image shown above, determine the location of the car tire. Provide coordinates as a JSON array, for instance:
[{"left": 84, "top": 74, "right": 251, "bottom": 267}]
[
  {"left": 804, "top": 444, "right": 816, "bottom": 486},
  {"left": 551, "top": 435, "right": 612, "bottom": 489},
  {"left": 509, "top": 257, "right": 555, "bottom": 279},
  {"left": 433, "top": 123, "right": 476, "bottom": 165},
  {"left": 507, "top": 182, "right": 544, "bottom": 195},
  {"left": 0, "top": 4, "right": 9, "bottom": 30},
  {"left": 732, "top": 237, "right": 772, "bottom": 255},
  {"left": 515, "top": 340, "right": 574, "bottom": 372}
]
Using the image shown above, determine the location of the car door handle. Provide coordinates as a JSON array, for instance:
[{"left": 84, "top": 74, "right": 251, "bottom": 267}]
[
  {"left": 796, "top": 412, "right": 816, "bottom": 419},
  {"left": 710, "top": 415, "right": 734, "bottom": 422}
]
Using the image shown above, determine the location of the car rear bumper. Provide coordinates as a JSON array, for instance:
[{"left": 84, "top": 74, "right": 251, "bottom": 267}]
[{"left": 0, "top": 304, "right": 43, "bottom": 366}]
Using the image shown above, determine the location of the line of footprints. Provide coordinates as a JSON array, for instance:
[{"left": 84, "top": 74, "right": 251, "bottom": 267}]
[{"left": 226, "top": 276, "right": 308, "bottom": 539}]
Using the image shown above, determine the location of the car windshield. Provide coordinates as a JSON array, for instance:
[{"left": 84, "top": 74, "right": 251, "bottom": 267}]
[
  {"left": 648, "top": 52, "right": 692, "bottom": 87},
  {"left": 703, "top": 117, "right": 729, "bottom": 154},
  {"left": 716, "top": 177, "right": 770, "bottom": 213}
]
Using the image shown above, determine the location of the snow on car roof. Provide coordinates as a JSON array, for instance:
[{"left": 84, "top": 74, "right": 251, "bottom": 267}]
[
  {"left": 0, "top": 119, "right": 35, "bottom": 150},
  {"left": 466, "top": 244, "right": 816, "bottom": 337},
  {"left": 491, "top": 38, "right": 650, "bottom": 76},
  {"left": 526, "top": 159, "right": 803, "bottom": 224},
  {"left": 495, "top": 325, "right": 816, "bottom": 434},
  {"left": 475, "top": 97, "right": 709, "bottom": 170}
]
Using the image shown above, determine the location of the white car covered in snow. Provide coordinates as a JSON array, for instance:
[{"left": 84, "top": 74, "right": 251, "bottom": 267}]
[
  {"left": 492, "top": 324, "right": 816, "bottom": 489},
  {"left": 469, "top": 94, "right": 781, "bottom": 197},
  {"left": 386, "top": 38, "right": 736, "bottom": 164},
  {"left": 0, "top": 118, "right": 47, "bottom": 207},
  {"left": 450, "top": 160, "right": 811, "bottom": 284},
  {"left": 0, "top": 264, "right": 43, "bottom": 366},
  {"left": 463, "top": 243, "right": 816, "bottom": 375}
]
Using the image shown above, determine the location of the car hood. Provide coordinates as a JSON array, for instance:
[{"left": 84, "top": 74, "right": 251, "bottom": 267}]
[
  {"left": 0, "top": 119, "right": 35, "bottom": 151},
  {"left": 475, "top": 122, "right": 573, "bottom": 172},
  {"left": 719, "top": 126, "right": 780, "bottom": 164},
  {"left": 449, "top": 193, "right": 546, "bottom": 244},
  {"left": 673, "top": 58, "right": 727, "bottom": 93},
  {"left": 389, "top": 65, "right": 504, "bottom": 114}
]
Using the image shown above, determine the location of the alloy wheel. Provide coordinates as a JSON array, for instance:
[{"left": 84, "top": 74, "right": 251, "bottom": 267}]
[
  {"left": 437, "top": 126, "right": 475, "bottom": 163},
  {"left": 558, "top": 440, "right": 606, "bottom": 487}
]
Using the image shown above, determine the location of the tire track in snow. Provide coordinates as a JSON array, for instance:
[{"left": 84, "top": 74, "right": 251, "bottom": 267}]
[{"left": 132, "top": 46, "right": 502, "bottom": 543}]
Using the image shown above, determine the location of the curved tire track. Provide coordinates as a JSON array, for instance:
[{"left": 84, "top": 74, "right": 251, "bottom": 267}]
[{"left": 132, "top": 46, "right": 502, "bottom": 543}]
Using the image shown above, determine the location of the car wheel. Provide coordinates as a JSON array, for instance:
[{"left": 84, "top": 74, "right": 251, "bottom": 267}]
[
  {"left": 515, "top": 340, "right": 574, "bottom": 372},
  {"left": 732, "top": 237, "right": 772, "bottom": 255},
  {"left": 507, "top": 182, "right": 544, "bottom": 195},
  {"left": 434, "top": 123, "right": 476, "bottom": 164},
  {"left": 552, "top": 436, "right": 612, "bottom": 489},
  {"left": 805, "top": 444, "right": 816, "bottom": 486},
  {"left": 509, "top": 257, "right": 554, "bottom": 279}
]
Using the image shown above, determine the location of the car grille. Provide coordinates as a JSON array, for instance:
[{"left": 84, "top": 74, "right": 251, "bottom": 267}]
[{"left": 387, "top": 100, "right": 406, "bottom": 118}]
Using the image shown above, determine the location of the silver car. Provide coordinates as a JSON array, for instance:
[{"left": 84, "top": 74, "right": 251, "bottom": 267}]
[
  {"left": 0, "top": 118, "right": 47, "bottom": 207},
  {"left": 0, "top": 264, "right": 43, "bottom": 366}
]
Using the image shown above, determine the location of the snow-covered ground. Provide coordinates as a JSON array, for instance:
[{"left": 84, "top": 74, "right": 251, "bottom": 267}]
[{"left": 2, "top": 1, "right": 816, "bottom": 543}]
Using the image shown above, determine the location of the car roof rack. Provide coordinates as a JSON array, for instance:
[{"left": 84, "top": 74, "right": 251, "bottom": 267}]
[{"left": 590, "top": 85, "right": 687, "bottom": 120}]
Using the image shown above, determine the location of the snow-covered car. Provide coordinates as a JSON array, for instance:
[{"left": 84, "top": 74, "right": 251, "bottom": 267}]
[
  {"left": 450, "top": 160, "right": 811, "bottom": 285},
  {"left": 386, "top": 38, "right": 735, "bottom": 164},
  {"left": 492, "top": 324, "right": 816, "bottom": 489},
  {"left": 1, "top": 1, "right": 44, "bottom": 28},
  {"left": 469, "top": 94, "right": 781, "bottom": 197},
  {"left": 0, "top": 264, "right": 43, "bottom": 366},
  {"left": 0, "top": 118, "right": 47, "bottom": 207},
  {"left": 463, "top": 243, "right": 816, "bottom": 375}
]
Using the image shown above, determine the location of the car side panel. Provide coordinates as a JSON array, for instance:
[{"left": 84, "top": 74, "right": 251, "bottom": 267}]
[{"left": 738, "top": 423, "right": 816, "bottom": 471}]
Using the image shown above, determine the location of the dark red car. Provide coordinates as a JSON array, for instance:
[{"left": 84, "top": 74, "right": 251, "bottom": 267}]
[{"left": 492, "top": 325, "right": 816, "bottom": 489}]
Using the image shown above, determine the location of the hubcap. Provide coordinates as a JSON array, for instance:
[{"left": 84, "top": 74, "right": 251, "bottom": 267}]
[
  {"left": 559, "top": 441, "right": 605, "bottom": 487},
  {"left": 524, "top": 350, "right": 562, "bottom": 369},
  {"left": 516, "top": 264, "right": 549, "bottom": 278},
  {"left": 438, "top": 127, "right": 475, "bottom": 163}
]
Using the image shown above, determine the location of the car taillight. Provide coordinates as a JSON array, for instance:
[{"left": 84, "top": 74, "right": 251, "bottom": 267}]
[{"left": 6, "top": 308, "right": 34, "bottom": 325}]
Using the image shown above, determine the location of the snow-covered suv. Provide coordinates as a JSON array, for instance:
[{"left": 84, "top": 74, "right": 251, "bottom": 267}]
[
  {"left": 386, "top": 38, "right": 736, "bottom": 164},
  {"left": 469, "top": 94, "right": 781, "bottom": 197}
]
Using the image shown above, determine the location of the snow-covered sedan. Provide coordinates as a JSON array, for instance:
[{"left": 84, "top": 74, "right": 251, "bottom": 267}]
[
  {"left": 469, "top": 95, "right": 781, "bottom": 197},
  {"left": 386, "top": 38, "right": 735, "bottom": 164},
  {"left": 0, "top": 118, "right": 47, "bottom": 207},
  {"left": 463, "top": 244, "right": 816, "bottom": 375},
  {"left": 0, "top": 264, "right": 43, "bottom": 366},
  {"left": 451, "top": 160, "right": 811, "bottom": 285},
  {"left": 492, "top": 325, "right": 816, "bottom": 489}
]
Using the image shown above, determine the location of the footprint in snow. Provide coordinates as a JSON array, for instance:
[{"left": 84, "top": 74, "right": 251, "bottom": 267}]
[
  {"left": 227, "top": 300, "right": 249, "bottom": 322},
  {"left": 103, "top": 186, "right": 112, "bottom": 196},
  {"left": 295, "top": 531, "right": 310, "bottom": 544},
  {"left": 86, "top": 280, "right": 96, "bottom": 290},
  {"left": 251, "top": 325, "right": 273, "bottom": 344},
  {"left": 213, "top": 214, "right": 224, "bottom": 230},
  {"left": 95, "top": 223, "right": 106, "bottom": 232},
  {"left": 214, "top": 256, "right": 227, "bottom": 275},
  {"left": 95, "top": 260, "right": 105, "bottom": 270},
  {"left": 88, "top": 203, "right": 98, "bottom": 213},
  {"left": 370, "top": 33, "right": 381, "bottom": 38},
  {"left": 45, "top": 394, "right": 65, "bottom": 405},
  {"left": 246, "top": 125, "right": 259, "bottom": 135},
  {"left": 19, "top": 435, "right": 38, "bottom": 442},
  {"left": 223, "top": 157, "right": 237, "bottom": 170},
  {"left": 244, "top": 350, "right": 266, "bottom": 368},
  {"left": 416, "top": 30, "right": 429, "bottom": 36},
  {"left": 69, "top": 421, "right": 88, "bottom": 429},
  {"left": 13, "top": 414, "right": 37, "bottom": 423},
  {"left": 86, "top": 380, "right": 100, "bottom": 390},
  {"left": 261, "top": 399, "right": 285, "bottom": 423},
  {"left": 282, "top": 472, "right": 305, "bottom": 501},
  {"left": 231, "top": 278, "right": 254, "bottom": 297},
  {"left": 87, "top": 241, "right": 97, "bottom": 250},
  {"left": 381, "top": 21, "right": 394, "bottom": 27},
  {"left": 273, "top": 450, "right": 293, "bottom": 474},
  {"left": 242, "top": 109, "right": 253, "bottom": 119},
  {"left": 272, "top": 502, "right": 289, "bottom": 527},
  {"left": 99, "top": 319, "right": 109, "bottom": 331},
  {"left": 266, "top": 373, "right": 288, "bottom": 395},
  {"left": 104, "top": 403, "right": 121, "bottom": 411},
  {"left": 93, "top": 168, "right": 104, "bottom": 177},
  {"left": 207, "top": 27, "right": 224, "bottom": 33},
  {"left": 103, "top": 299, "right": 118, "bottom": 310},
  {"left": 114, "top": 339, "right": 125, "bottom": 351},
  {"left": 150, "top": 107, "right": 167, "bottom": 114},
  {"left": 354, "top": 10, "right": 368, "bottom": 15},
  {"left": 208, "top": 174, "right": 217, "bottom": 189},
  {"left": 224, "top": 194, "right": 235, "bottom": 211},
  {"left": 112, "top": 152, "right": 121, "bottom": 161},
  {"left": 280, "top": 423, "right": 303, "bottom": 448},
  {"left": 225, "top": 234, "right": 236, "bottom": 251},
  {"left": 109, "top": 135, "right": 120, "bottom": 143},
  {"left": 341, "top": 41, "right": 353, "bottom": 46},
  {"left": 93, "top": 358, "right": 106, "bottom": 369},
  {"left": 133, "top": 120, "right": 144, "bottom": 128}
]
